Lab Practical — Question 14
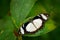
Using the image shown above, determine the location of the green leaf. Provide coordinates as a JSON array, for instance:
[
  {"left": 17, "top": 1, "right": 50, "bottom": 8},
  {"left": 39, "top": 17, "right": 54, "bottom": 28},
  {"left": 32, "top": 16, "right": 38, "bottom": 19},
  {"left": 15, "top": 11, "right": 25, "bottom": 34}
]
[
  {"left": 0, "top": 17, "right": 16, "bottom": 40},
  {"left": 27, "top": 1, "right": 47, "bottom": 17},
  {"left": 10, "top": 0, "right": 37, "bottom": 27}
]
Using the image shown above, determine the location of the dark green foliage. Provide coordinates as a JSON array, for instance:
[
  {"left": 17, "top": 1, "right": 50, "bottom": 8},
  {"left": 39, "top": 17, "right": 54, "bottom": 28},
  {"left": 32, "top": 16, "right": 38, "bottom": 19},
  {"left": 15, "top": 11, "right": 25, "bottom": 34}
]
[{"left": 0, "top": 0, "right": 10, "bottom": 18}]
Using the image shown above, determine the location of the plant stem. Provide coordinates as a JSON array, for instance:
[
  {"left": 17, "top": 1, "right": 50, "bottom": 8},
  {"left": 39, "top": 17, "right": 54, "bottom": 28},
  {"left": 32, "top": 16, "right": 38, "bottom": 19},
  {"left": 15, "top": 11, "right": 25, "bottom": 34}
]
[{"left": 18, "top": 34, "right": 22, "bottom": 40}]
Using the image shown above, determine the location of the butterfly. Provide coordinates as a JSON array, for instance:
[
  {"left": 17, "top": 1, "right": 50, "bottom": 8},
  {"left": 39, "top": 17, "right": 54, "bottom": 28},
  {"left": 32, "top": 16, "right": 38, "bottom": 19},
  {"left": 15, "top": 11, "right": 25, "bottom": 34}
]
[{"left": 18, "top": 13, "right": 49, "bottom": 35}]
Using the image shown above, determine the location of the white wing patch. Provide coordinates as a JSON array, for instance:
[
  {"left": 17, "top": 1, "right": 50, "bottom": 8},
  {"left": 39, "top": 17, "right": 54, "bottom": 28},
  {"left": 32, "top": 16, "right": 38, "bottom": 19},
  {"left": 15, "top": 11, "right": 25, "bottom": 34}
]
[
  {"left": 26, "top": 19, "right": 43, "bottom": 32},
  {"left": 33, "top": 19, "right": 42, "bottom": 29},
  {"left": 41, "top": 14, "right": 47, "bottom": 20},
  {"left": 26, "top": 23, "right": 36, "bottom": 32},
  {"left": 20, "top": 27, "right": 24, "bottom": 34}
]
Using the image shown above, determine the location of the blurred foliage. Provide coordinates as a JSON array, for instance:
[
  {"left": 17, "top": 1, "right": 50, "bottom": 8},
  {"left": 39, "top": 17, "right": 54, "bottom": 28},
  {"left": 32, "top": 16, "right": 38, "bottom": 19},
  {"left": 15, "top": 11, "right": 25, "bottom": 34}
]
[
  {"left": 10, "top": 0, "right": 37, "bottom": 27},
  {"left": 0, "top": 0, "right": 60, "bottom": 40},
  {"left": 0, "top": 0, "right": 10, "bottom": 18},
  {"left": 0, "top": 16, "right": 16, "bottom": 40}
]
